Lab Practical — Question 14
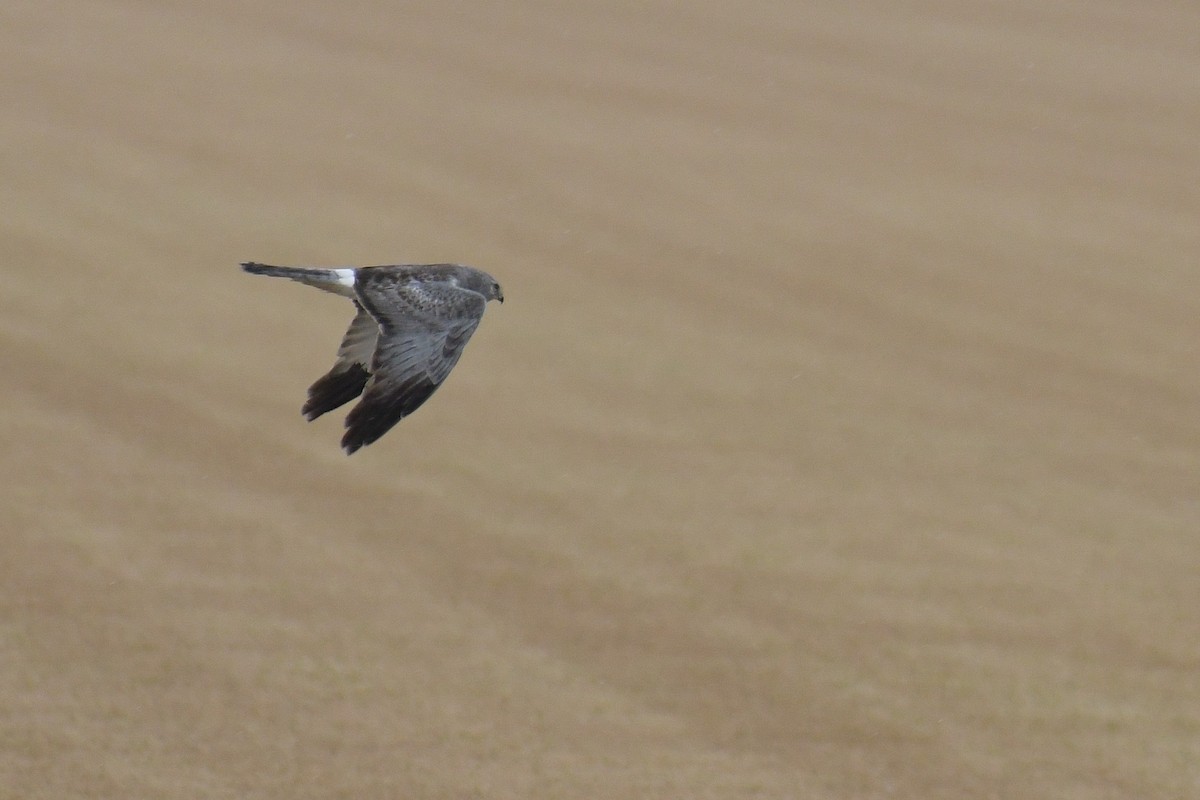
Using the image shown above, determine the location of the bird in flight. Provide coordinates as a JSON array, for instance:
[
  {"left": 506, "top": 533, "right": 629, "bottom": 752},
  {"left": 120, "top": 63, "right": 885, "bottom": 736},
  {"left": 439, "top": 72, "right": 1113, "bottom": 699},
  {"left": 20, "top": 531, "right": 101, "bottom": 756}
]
[{"left": 242, "top": 261, "right": 503, "bottom": 454}]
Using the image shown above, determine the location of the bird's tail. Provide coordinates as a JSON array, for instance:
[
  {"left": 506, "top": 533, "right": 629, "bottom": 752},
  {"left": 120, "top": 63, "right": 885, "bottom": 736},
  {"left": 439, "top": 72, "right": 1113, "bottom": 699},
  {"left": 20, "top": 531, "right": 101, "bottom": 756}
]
[{"left": 241, "top": 262, "right": 356, "bottom": 297}]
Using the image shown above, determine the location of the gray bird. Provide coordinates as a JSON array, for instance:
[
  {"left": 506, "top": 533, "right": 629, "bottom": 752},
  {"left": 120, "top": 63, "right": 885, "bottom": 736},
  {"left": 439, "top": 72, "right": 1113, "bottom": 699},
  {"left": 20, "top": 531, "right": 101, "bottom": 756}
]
[{"left": 242, "top": 262, "right": 503, "bottom": 454}]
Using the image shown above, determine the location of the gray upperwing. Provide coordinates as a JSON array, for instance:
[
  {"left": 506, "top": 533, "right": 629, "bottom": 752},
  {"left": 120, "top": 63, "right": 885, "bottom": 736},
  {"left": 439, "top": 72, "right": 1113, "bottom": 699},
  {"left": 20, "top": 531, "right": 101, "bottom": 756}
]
[{"left": 340, "top": 277, "right": 488, "bottom": 453}]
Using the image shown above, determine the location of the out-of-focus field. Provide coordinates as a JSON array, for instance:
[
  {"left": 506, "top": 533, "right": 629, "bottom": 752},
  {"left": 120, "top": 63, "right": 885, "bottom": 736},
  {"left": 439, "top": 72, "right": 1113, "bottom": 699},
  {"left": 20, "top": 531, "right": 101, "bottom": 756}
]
[{"left": 2, "top": 2, "right": 1197, "bottom": 797}]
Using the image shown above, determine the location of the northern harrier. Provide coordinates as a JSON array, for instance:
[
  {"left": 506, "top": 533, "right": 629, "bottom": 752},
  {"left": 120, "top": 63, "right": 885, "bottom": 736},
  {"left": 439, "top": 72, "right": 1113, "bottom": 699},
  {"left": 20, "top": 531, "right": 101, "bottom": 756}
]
[{"left": 242, "top": 262, "right": 503, "bottom": 454}]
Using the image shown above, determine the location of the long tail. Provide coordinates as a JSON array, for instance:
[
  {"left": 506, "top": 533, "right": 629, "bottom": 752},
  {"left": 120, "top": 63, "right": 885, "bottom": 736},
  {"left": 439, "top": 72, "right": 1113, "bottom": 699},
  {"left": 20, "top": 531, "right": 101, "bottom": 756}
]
[{"left": 241, "top": 262, "right": 356, "bottom": 296}]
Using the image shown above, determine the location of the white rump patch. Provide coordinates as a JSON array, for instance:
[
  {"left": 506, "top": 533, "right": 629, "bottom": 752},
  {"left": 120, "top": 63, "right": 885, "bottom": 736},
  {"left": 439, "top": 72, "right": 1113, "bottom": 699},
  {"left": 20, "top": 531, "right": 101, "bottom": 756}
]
[{"left": 333, "top": 269, "right": 356, "bottom": 289}]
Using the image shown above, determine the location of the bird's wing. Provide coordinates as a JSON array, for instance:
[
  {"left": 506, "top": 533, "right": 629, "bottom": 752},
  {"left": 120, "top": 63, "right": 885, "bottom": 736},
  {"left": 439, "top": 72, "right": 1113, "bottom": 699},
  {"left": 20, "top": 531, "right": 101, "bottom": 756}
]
[
  {"left": 335, "top": 302, "right": 380, "bottom": 366},
  {"left": 302, "top": 302, "right": 379, "bottom": 421},
  {"left": 341, "top": 275, "right": 487, "bottom": 453}
]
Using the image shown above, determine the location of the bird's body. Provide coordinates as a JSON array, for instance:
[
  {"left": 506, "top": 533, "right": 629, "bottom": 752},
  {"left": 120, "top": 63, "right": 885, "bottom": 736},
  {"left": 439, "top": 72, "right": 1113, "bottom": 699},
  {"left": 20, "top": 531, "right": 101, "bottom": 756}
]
[{"left": 242, "top": 262, "right": 503, "bottom": 454}]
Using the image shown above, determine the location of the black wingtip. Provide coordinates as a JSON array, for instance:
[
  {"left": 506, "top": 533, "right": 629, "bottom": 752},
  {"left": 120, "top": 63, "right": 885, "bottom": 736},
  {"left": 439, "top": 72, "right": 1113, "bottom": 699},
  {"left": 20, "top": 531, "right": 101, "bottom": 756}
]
[
  {"left": 340, "top": 405, "right": 403, "bottom": 455},
  {"left": 340, "top": 424, "right": 377, "bottom": 456},
  {"left": 241, "top": 262, "right": 268, "bottom": 274},
  {"left": 340, "top": 427, "right": 373, "bottom": 455},
  {"left": 340, "top": 380, "right": 442, "bottom": 455},
  {"left": 303, "top": 364, "right": 371, "bottom": 422}
]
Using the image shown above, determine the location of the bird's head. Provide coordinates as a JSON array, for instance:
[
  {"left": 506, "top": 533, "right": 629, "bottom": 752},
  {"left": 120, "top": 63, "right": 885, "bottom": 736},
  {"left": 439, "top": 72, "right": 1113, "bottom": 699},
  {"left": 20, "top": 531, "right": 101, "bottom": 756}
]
[{"left": 456, "top": 265, "right": 504, "bottom": 303}]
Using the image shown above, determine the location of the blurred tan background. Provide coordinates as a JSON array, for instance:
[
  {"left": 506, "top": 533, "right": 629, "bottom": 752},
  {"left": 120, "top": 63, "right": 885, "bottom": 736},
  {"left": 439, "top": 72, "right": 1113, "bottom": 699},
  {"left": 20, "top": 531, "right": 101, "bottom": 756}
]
[{"left": 2, "top": 1, "right": 1197, "bottom": 797}]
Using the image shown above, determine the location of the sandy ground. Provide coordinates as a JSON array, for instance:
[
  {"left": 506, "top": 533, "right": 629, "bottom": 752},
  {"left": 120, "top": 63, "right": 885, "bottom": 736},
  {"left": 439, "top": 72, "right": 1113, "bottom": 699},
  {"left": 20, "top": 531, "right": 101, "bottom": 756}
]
[{"left": 3, "top": 1, "right": 1198, "bottom": 797}]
